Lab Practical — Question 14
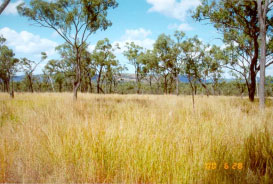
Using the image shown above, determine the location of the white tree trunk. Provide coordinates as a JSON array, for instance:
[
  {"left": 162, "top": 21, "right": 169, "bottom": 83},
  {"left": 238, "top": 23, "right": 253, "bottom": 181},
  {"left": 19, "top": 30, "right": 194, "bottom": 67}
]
[{"left": 257, "top": 0, "right": 268, "bottom": 109}]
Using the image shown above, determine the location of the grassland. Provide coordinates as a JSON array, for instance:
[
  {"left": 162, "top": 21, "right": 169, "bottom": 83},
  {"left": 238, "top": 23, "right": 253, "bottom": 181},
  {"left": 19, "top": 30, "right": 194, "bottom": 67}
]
[{"left": 0, "top": 93, "right": 272, "bottom": 183}]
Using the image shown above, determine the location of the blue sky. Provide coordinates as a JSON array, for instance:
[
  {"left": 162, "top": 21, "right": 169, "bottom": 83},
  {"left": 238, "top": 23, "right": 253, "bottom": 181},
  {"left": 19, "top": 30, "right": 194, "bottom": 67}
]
[{"left": 1, "top": 0, "right": 271, "bottom": 77}]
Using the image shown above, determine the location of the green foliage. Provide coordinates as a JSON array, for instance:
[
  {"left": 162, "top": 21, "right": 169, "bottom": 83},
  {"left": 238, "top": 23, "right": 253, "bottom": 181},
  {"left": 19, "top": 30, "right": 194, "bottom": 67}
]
[
  {"left": 153, "top": 34, "right": 176, "bottom": 94},
  {"left": 181, "top": 36, "right": 223, "bottom": 97},
  {"left": 92, "top": 38, "right": 122, "bottom": 93},
  {"left": 0, "top": 36, "right": 18, "bottom": 93},
  {"left": 0, "top": 46, "right": 17, "bottom": 80},
  {"left": 173, "top": 30, "right": 186, "bottom": 75},
  {"left": 193, "top": 0, "right": 273, "bottom": 101},
  {"left": 17, "top": 0, "right": 118, "bottom": 98},
  {"left": 265, "top": 76, "right": 273, "bottom": 96},
  {"left": 44, "top": 59, "right": 67, "bottom": 92},
  {"left": 19, "top": 53, "right": 47, "bottom": 92},
  {"left": 123, "top": 42, "right": 147, "bottom": 93},
  {"left": 93, "top": 38, "right": 117, "bottom": 67},
  {"left": 17, "top": 0, "right": 118, "bottom": 45}
]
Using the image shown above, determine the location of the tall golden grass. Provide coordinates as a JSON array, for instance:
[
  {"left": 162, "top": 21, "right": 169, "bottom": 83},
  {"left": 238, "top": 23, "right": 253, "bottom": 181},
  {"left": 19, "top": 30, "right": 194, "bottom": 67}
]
[{"left": 0, "top": 93, "right": 272, "bottom": 183}]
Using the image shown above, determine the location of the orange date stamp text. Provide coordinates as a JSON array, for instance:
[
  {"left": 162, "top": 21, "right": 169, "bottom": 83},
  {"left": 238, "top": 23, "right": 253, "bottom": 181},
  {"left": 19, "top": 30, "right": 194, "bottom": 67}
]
[{"left": 205, "top": 162, "right": 243, "bottom": 170}]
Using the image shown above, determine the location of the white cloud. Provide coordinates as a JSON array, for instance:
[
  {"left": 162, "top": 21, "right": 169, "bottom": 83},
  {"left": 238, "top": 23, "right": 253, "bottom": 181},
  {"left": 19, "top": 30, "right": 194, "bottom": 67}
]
[
  {"left": 168, "top": 23, "right": 193, "bottom": 31},
  {"left": 113, "top": 28, "right": 155, "bottom": 55},
  {"left": 113, "top": 39, "right": 155, "bottom": 55},
  {"left": 122, "top": 28, "right": 152, "bottom": 40},
  {"left": 87, "top": 44, "right": 95, "bottom": 53},
  {"left": 88, "top": 28, "right": 155, "bottom": 56},
  {"left": 0, "top": 0, "right": 24, "bottom": 15},
  {"left": 147, "top": 0, "right": 200, "bottom": 21},
  {"left": 0, "top": 27, "right": 58, "bottom": 56}
]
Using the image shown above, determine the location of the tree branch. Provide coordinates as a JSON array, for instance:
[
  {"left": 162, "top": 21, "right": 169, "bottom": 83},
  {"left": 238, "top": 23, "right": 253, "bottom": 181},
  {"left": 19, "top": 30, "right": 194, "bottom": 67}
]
[{"left": 0, "top": 0, "right": 10, "bottom": 15}]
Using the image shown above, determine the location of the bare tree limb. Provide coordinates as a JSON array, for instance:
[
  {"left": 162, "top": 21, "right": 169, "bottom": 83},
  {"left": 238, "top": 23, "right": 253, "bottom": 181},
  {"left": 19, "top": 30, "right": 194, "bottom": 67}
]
[{"left": 0, "top": 0, "right": 10, "bottom": 15}]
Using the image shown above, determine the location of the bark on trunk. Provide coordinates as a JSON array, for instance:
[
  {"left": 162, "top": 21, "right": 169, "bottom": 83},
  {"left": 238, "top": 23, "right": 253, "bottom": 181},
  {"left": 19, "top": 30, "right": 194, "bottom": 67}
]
[
  {"left": 137, "top": 78, "right": 141, "bottom": 94},
  {"left": 149, "top": 75, "right": 152, "bottom": 93},
  {"left": 27, "top": 75, "right": 34, "bottom": 93},
  {"left": 248, "top": 81, "right": 256, "bottom": 102},
  {"left": 49, "top": 76, "right": 55, "bottom": 92},
  {"left": 257, "top": 0, "right": 267, "bottom": 109},
  {"left": 241, "top": 87, "right": 245, "bottom": 99},
  {"left": 109, "top": 80, "right": 112, "bottom": 94},
  {"left": 136, "top": 68, "right": 140, "bottom": 94},
  {"left": 164, "top": 75, "right": 168, "bottom": 94},
  {"left": 194, "top": 84, "right": 197, "bottom": 95},
  {"left": 189, "top": 79, "right": 195, "bottom": 109},
  {"left": 73, "top": 49, "right": 81, "bottom": 100},
  {"left": 248, "top": 36, "right": 259, "bottom": 102},
  {"left": 176, "top": 73, "right": 179, "bottom": 96},
  {"left": 97, "top": 66, "right": 103, "bottom": 94},
  {"left": 59, "top": 82, "right": 62, "bottom": 92},
  {"left": 10, "top": 79, "right": 14, "bottom": 98},
  {"left": 73, "top": 80, "right": 80, "bottom": 100},
  {"left": 73, "top": 70, "right": 81, "bottom": 100},
  {"left": 157, "top": 80, "right": 160, "bottom": 94},
  {"left": 4, "top": 80, "right": 9, "bottom": 92},
  {"left": 198, "top": 78, "right": 209, "bottom": 97},
  {"left": 248, "top": 74, "right": 257, "bottom": 102},
  {"left": 89, "top": 77, "right": 93, "bottom": 93},
  {"left": 212, "top": 86, "right": 216, "bottom": 96}
]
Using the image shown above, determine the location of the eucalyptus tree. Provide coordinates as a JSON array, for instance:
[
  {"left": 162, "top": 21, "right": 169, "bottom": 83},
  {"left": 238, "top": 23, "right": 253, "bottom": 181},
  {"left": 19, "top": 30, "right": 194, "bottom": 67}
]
[
  {"left": 104, "top": 64, "right": 126, "bottom": 93},
  {"left": 194, "top": 0, "right": 273, "bottom": 102},
  {"left": 20, "top": 52, "right": 47, "bottom": 93},
  {"left": 55, "top": 41, "right": 94, "bottom": 93},
  {"left": 153, "top": 34, "right": 176, "bottom": 94},
  {"left": 135, "top": 50, "right": 154, "bottom": 92},
  {"left": 81, "top": 51, "right": 95, "bottom": 93},
  {"left": 181, "top": 37, "right": 200, "bottom": 108},
  {"left": 124, "top": 42, "right": 148, "bottom": 94},
  {"left": 0, "top": 36, "right": 19, "bottom": 97},
  {"left": 181, "top": 36, "right": 215, "bottom": 107},
  {"left": 17, "top": 0, "right": 118, "bottom": 100},
  {"left": 55, "top": 43, "right": 78, "bottom": 81},
  {"left": 257, "top": 0, "right": 272, "bottom": 109},
  {"left": 183, "top": 36, "right": 212, "bottom": 97},
  {"left": 42, "top": 70, "right": 54, "bottom": 92},
  {"left": 205, "top": 45, "right": 225, "bottom": 95},
  {"left": 44, "top": 59, "right": 67, "bottom": 92},
  {"left": 112, "top": 65, "right": 127, "bottom": 93},
  {"left": 0, "top": 0, "right": 10, "bottom": 15},
  {"left": 92, "top": 38, "right": 118, "bottom": 94},
  {"left": 137, "top": 49, "right": 159, "bottom": 93},
  {"left": 173, "top": 30, "right": 186, "bottom": 95}
]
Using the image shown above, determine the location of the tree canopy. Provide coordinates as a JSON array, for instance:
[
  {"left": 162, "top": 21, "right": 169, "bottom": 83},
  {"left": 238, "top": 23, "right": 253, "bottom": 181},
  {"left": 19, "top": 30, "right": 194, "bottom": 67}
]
[
  {"left": 17, "top": 0, "right": 118, "bottom": 99},
  {"left": 193, "top": 0, "right": 273, "bottom": 102}
]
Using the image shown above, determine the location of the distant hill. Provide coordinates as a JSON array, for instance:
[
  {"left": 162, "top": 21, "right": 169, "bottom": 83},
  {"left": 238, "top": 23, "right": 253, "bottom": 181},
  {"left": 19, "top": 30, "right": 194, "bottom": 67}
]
[
  {"left": 13, "top": 75, "right": 25, "bottom": 82},
  {"left": 178, "top": 75, "right": 189, "bottom": 83}
]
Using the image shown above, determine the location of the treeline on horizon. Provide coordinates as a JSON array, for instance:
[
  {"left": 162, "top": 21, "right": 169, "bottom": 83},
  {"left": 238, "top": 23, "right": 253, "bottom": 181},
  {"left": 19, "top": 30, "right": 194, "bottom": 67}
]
[
  {"left": 0, "top": 0, "right": 272, "bottom": 104},
  {"left": 2, "top": 74, "right": 273, "bottom": 98},
  {"left": 1, "top": 31, "right": 273, "bottom": 98}
]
